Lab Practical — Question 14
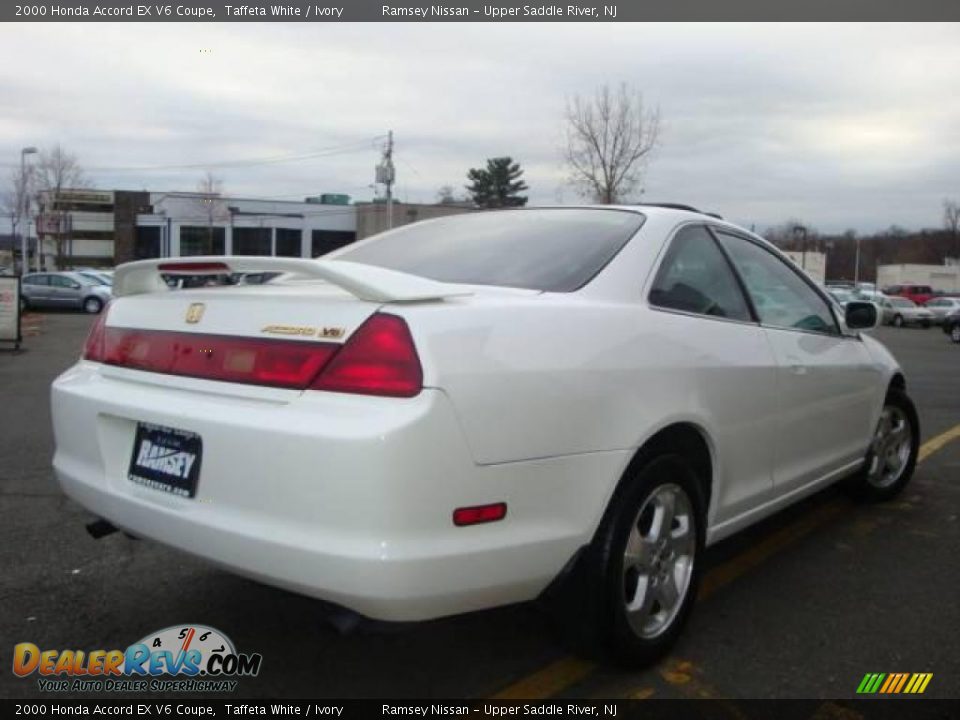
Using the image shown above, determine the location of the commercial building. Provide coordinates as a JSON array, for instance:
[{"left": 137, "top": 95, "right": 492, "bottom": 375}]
[
  {"left": 36, "top": 189, "right": 474, "bottom": 268},
  {"left": 782, "top": 250, "right": 826, "bottom": 284},
  {"left": 877, "top": 263, "right": 960, "bottom": 292}
]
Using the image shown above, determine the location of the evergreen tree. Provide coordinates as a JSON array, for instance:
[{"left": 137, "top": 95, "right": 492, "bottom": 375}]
[{"left": 465, "top": 157, "right": 529, "bottom": 208}]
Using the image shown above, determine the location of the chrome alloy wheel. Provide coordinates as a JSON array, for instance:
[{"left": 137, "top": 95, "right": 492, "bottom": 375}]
[
  {"left": 867, "top": 405, "right": 913, "bottom": 489},
  {"left": 621, "top": 483, "right": 696, "bottom": 639}
]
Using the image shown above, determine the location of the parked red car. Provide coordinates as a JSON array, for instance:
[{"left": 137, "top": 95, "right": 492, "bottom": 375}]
[{"left": 883, "top": 284, "right": 936, "bottom": 305}]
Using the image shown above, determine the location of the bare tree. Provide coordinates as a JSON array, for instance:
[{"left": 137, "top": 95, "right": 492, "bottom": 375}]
[
  {"left": 944, "top": 199, "right": 960, "bottom": 263},
  {"left": 1, "top": 166, "right": 34, "bottom": 269},
  {"left": 33, "top": 145, "right": 89, "bottom": 269},
  {"left": 193, "top": 172, "right": 229, "bottom": 254},
  {"left": 563, "top": 83, "right": 661, "bottom": 204},
  {"left": 436, "top": 185, "right": 456, "bottom": 205}
]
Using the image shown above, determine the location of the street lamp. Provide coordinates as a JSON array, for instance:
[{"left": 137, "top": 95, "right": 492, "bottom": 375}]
[
  {"left": 792, "top": 224, "right": 809, "bottom": 271},
  {"left": 19, "top": 147, "right": 37, "bottom": 275}
]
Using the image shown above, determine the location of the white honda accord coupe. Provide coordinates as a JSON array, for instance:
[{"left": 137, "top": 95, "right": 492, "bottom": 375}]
[{"left": 51, "top": 205, "right": 918, "bottom": 665}]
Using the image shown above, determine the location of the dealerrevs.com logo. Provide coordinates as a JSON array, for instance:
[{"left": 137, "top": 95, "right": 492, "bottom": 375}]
[{"left": 13, "top": 624, "right": 262, "bottom": 693}]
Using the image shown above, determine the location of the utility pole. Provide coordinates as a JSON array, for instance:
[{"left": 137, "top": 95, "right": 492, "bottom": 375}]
[
  {"left": 854, "top": 235, "right": 861, "bottom": 285},
  {"left": 376, "top": 131, "right": 395, "bottom": 230},
  {"left": 19, "top": 147, "right": 37, "bottom": 275}
]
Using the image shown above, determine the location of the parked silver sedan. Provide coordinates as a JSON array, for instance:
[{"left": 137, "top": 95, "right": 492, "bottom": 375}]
[
  {"left": 877, "top": 296, "right": 934, "bottom": 327},
  {"left": 21, "top": 271, "right": 112, "bottom": 313},
  {"left": 924, "top": 296, "right": 960, "bottom": 324}
]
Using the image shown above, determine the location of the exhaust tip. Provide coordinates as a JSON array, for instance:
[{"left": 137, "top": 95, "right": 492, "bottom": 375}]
[{"left": 86, "top": 519, "right": 118, "bottom": 539}]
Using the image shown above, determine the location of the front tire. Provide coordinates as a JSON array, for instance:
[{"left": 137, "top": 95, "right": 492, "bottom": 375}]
[
  {"left": 893, "top": 314, "right": 904, "bottom": 327},
  {"left": 845, "top": 388, "right": 919, "bottom": 501},
  {"left": 83, "top": 296, "right": 103, "bottom": 314},
  {"left": 950, "top": 324, "right": 960, "bottom": 344},
  {"left": 578, "top": 454, "right": 705, "bottom": 666}
]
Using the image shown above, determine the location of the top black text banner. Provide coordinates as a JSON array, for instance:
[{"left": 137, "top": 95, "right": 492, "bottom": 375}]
[{"left": 4, "top": 0, "right": 960, "bottom": 22}]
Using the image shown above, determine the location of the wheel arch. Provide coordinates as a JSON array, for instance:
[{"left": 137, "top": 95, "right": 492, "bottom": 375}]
[
  {"left": 598, "top": 421, "right": 716, "bottom": 541},
  {"left": 889, "top": 372, "right": 906, "bottom": 394}
]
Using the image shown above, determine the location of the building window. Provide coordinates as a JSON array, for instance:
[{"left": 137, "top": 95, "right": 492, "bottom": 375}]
[
  {"left": 276, "top": 229, "right": 302, "bottom": 257},
  {"left": 180, "top": 226, "right": 225, "bottom": 256},
  {"left": 72, "top": 230, "right": 115, "bottom": 241},
  {"left": 311, "top": 230, "right": 356, "bottom": 258},
  {"left": 135, "top": 227, "right": 162, "bottom": 260},
  {"left": 233, "top": 228, "right": 271, "bottom": 256}
]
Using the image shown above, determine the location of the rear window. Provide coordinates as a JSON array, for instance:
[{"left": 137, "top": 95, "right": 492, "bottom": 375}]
[{"left": 332, "top": 208, "right": 645, "bottom": 292}]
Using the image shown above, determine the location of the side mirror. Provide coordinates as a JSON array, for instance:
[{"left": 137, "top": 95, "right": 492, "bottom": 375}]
[
  {"left": 70, "top": 282, "right": 82, "bottom": 290},
  {"left": 845, "top": 301, "right": 878, "bottom": 330}
]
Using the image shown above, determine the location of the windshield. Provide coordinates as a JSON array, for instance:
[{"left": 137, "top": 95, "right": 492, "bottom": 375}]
[
  {"left": 332, "top": 208, "right": 645, "bottom": 292},
  {"left": 79, "top": 272, "right": 110, "bottom": 286}
]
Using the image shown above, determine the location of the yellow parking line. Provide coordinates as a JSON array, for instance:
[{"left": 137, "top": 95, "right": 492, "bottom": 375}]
[
  {"left": 490, "top": 422, "right": 960, "bottom": 700},
  {"left": 918, "top": 423, "right": 960, "bottom": 463},
  {"left": 490, "top": 657, "right": 595, "bottom": 700},
  {"left": 697, "top": 499, "right": 846, "bottom": 601}
]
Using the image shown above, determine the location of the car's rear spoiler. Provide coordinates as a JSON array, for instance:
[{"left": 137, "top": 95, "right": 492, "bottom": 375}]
[{"left": 112, "top": 257, "right": 473, "bottom": 303}]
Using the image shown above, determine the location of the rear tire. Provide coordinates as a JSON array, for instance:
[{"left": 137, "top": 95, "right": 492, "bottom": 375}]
[
  {"left": 893, "top": 314, "right": 904, "bottom": 327},
  {"left": 19, "top": 296, "right": 28, "bottom": 314},
  {"left": 573, "top": 454, "right": 705, "bottom": 667},
  {"left": 951, "top": 325, "right": 960, "bottom": 344},
  {"left": 83, "top": 296, "right": 103, "bottom": 314},
  {"left": 844, "top": 388, "right": 919, "bottom": 502}
]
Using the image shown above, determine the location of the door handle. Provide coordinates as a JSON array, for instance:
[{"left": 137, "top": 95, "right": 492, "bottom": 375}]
[{"left": 786, "top": 356, "right": 808, "bottom": 375}]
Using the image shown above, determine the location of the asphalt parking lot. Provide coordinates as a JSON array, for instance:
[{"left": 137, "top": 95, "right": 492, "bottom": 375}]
[{"left": 1, "top": 312, "right": 957, "bottom": 701}]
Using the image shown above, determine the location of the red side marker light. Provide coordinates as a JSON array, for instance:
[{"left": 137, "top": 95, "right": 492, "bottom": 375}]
[{"left": 453, "top": 503, "right": 507, "bottom": 527}]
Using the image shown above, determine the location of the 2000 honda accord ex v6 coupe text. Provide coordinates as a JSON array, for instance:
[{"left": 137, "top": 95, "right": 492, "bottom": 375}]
[{"left": 51, "top": 205, "right": 919, "bottom": 665}]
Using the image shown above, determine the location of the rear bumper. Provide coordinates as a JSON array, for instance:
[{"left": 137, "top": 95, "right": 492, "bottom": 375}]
[{"left": 51, "top": 362, "right": 623, "bottom": 620}]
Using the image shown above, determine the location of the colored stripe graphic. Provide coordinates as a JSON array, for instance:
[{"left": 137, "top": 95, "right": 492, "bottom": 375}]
[{"left": 857, "top": 672, "right": 932, "bottom": 694}]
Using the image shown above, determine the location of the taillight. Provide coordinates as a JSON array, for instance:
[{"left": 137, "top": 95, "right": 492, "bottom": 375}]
[
  {"left": 101, "top": 330, "right": 338, "bottom": 389},
  {"left": 311, "top": 313, "right": 422, "bottom": 397},
  {"left": 84, "top": 310, "right": 422, "bottom": 397},
  {"left": 82, "top": 304, "right": 110, "bottom": 362}
]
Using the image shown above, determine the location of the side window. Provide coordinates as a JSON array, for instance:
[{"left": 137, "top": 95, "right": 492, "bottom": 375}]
[
  {"left": 25, "top": 275, "right": 48, "bottom": 286},
  {"left": 714, "top": 232, "right": 839, "bottom": 335},
  {"left": 649, "top": 225, "right": 752, "bottom": 322},
  {"left": 51, "top": 276, "right": 73, "bottom": 288}
]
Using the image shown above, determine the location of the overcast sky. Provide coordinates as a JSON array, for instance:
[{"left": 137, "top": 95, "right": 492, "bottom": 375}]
[{"left": 1, "top": 22, "right": 958, "bottom": 233}]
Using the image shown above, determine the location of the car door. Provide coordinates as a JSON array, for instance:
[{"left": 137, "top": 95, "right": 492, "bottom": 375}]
[
  {"left": 49, "top": 275, "right": 82, "bottom": 307},
  {"left": 647, "top": 224, "right": 779, "bottom": 524},
  {"left": 23, "top": 274, "right": 51, "bottom": 307},
  {"left": 713, "top": 230, "right": 879, "bottom": 493}
]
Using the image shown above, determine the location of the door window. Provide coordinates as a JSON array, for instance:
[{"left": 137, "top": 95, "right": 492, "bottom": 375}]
[
  {"left": 714, "top": 231, "right": 839, "bottom": 335},
  {"left": 648, "top": 225, "right": 752, "bottom": 322},
  {"left": 50, "top": 275, "right": 78, "bottom": 289}
]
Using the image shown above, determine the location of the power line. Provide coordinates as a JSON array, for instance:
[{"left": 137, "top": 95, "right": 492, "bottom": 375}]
[{"left": 0, "top": 136, "right": 386, "bottom": 173}]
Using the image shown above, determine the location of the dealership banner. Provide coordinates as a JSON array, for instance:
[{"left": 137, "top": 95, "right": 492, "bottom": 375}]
[
  {"left": 0, "top": 275, "right": 22, "bottom": 348},
  {"left": 3, "top": 700, "right": 960, "bottom": 718},
  {"left": 3, "top": 0, "right": 958, "bottom": 22}
]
